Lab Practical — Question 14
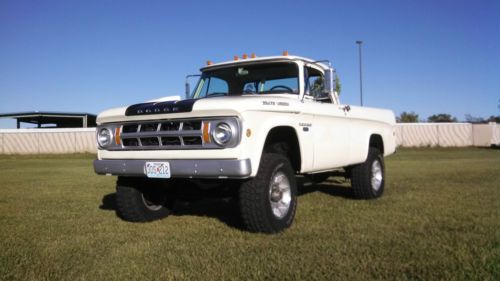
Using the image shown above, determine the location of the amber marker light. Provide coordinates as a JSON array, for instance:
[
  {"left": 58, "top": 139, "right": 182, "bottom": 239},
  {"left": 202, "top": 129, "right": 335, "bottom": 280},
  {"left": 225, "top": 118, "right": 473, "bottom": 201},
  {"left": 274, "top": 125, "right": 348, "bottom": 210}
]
[
  {"left": 251, "top": 53, "right": 256, "bottom": 58},
  {"left": 246, "top": 129, "right": 252, "bottom": 138},
  {"left": 242, "top": 53, "right": 248, "bottom": 59},
  {"left": 282, "top": 50, "right": 289, "bottom": 56},
  {"left": 202, "top": 121, "right": 211, "bottom": 143},
  {"left": 233, "top": 55, "right": 239, "bottom": 61},
  {"left": 115, "top": 127, "right": 121, "bottom": 145},
  {"left": 206, "top": 60, "right": 213, "bottom": 65}
]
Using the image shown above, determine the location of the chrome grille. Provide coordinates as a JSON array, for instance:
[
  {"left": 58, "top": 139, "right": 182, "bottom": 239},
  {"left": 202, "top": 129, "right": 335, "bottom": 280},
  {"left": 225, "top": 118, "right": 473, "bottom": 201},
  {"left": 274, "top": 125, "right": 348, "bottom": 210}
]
[
  {"left": 97, "top": 117, "right": 241, "bottom": 151},
  {"left": 120, "top": 120, "right": 204, "bottom": 149}
]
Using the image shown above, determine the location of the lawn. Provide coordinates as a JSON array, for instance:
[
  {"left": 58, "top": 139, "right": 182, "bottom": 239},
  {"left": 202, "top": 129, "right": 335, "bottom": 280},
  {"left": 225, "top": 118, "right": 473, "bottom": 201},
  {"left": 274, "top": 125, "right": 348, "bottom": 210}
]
[{"left": 0, "top": 148, "right": 499, "bottom": 280}]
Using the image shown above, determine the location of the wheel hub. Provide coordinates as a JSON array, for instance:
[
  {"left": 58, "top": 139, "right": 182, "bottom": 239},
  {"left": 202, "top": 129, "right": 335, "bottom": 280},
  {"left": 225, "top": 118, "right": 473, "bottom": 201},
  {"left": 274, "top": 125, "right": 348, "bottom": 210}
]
[
  {"left": 269, "top": 171, "right": 292, "bottom": 219},
  {"left": 371, "top": 160, "right": 383, "bottom": 191}
]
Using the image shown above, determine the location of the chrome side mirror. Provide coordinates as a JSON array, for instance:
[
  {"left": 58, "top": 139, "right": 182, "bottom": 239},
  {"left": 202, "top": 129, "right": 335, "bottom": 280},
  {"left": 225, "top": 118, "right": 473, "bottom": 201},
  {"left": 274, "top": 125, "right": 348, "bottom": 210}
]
[{"left": 324, "top": 67, "right": 335, "bottom": 95}]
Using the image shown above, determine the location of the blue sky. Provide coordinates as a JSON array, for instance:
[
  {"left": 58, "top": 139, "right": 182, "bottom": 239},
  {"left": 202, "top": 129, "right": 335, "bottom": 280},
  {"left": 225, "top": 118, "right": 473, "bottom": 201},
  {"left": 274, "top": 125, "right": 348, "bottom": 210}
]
[{"left": 1, "top": 0, "right": 499, "bottom": 127}]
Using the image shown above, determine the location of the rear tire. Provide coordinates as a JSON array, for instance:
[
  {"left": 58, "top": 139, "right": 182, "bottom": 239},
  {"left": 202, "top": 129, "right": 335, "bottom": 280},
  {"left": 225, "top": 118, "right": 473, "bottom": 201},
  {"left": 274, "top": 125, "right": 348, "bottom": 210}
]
[
  {"left": 115, "top": 177, "right": 174, "bottom": 222},
  {"left": 350, "top": 147, "right": 385, "bottom": 199},
  {"left": 239, "top": 153, "right": 297, "bottom": 233}
]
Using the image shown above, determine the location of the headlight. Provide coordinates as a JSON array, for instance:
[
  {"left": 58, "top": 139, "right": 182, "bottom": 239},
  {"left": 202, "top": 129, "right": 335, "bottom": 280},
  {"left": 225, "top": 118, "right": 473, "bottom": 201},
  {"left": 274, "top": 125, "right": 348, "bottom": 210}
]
[
  {"left": 97, "top": 128, "right": 113, "bottom": 148},
  {"left": 212, "top": 122, "right": 232, "bottom": 146}
]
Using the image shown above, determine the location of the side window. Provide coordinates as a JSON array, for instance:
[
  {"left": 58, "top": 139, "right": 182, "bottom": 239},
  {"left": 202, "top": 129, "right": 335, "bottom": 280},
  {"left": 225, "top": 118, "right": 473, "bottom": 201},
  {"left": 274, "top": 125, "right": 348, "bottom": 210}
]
[
  {"left": 308, "top": 75, "right": 325, "bottom": 98},
  {"left": 306, "top": 67, "right": 330, "bottom": 102}
]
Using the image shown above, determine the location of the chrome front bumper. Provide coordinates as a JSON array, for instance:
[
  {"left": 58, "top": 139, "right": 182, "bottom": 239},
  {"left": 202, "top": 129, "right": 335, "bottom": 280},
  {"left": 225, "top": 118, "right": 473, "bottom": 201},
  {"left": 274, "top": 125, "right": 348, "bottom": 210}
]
[{"left": 93, "top": 159, "right": 252, "bottom": 179}]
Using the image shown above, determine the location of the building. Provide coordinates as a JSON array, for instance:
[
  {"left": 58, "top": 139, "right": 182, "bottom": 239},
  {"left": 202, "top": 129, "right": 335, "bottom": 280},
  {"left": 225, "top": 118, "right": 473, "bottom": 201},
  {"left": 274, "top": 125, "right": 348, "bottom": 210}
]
[{"left": 0, "top": 111, "right": 97, "bottom": 128}]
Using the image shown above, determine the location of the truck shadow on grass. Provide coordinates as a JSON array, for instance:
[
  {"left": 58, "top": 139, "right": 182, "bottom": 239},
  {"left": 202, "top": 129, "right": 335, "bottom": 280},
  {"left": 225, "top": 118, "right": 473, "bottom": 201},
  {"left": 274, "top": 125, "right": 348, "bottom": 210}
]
[{"left": 99, "top": 178, "right": 353, "bottom": 231}]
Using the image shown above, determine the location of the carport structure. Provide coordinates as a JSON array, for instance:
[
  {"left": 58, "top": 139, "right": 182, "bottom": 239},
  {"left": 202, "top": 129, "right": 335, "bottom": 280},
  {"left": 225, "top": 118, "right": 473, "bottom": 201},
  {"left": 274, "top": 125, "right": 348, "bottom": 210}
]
[{"left": 0, "top": 111, "right": 97, "bottom": 128}]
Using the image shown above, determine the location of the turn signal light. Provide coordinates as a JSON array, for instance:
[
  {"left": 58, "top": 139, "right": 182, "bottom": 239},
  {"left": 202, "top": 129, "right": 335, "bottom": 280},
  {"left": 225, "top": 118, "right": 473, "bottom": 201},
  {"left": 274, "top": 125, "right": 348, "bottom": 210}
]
[
  {"left": 202, "top": 121, "right": 211, "bottom": 143},
  {"left": 115, "top": 127, "right": 121, "bottom": 145}
]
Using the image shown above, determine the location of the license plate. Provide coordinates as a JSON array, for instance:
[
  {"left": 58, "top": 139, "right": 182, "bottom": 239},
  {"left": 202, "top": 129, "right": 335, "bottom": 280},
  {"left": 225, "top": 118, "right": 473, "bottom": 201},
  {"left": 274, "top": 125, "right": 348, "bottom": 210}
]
[{"left": 144, "top": 162, "right": 171, "bottom": 178}]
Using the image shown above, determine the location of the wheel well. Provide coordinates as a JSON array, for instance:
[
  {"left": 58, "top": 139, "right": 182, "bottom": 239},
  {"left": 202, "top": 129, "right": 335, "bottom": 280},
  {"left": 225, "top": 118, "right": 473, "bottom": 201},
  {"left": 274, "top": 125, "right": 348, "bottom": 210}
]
[
  {"left": 263, "top": 126, "right": 301, "bottom": 172},
  {"left": 369, "top": 134, "right": 384, "bottom": 154}
]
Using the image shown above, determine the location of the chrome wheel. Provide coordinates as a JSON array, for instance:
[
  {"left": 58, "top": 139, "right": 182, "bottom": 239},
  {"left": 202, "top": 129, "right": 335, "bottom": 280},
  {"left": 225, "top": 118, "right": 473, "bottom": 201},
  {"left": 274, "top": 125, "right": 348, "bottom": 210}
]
[
  {"left": 269, "top": 171, "right": 292, "bottom": 219},
  {"left": 371, "top": 160, "right": 383, "bottom": 191}
]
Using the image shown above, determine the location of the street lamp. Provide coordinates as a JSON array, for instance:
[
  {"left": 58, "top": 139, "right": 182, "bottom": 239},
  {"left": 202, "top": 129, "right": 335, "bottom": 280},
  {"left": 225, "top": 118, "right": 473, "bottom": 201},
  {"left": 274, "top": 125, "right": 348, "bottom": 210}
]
[{"left": 356, "top": 40, "right": 363, "bottom": 106}]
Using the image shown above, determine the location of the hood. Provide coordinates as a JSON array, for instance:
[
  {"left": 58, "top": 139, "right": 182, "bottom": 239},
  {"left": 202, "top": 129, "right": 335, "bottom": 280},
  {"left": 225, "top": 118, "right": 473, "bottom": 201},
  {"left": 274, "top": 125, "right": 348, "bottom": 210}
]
[{"left": 96, "top": 95, "right": 301, "bottom": 124}]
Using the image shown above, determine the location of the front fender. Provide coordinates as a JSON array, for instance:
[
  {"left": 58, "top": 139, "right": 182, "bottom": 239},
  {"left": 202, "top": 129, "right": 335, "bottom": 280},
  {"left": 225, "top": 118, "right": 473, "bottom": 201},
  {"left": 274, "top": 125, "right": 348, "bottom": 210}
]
[{"left": 238, "top": 111, "right": 312, "bottom": 177}]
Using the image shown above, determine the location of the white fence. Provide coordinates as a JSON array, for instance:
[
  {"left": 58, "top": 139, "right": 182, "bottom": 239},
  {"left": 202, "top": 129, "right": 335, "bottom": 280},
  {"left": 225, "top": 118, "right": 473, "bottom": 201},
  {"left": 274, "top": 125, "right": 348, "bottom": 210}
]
[
  {"left": 0, "top": 123, "right": 499, "bottom": 154},
  {"left": 0, "top": 128, "right": 96, "bottom": 154},
  {"left": 396, "top": 123, "right": 500, "bottom": 147}
]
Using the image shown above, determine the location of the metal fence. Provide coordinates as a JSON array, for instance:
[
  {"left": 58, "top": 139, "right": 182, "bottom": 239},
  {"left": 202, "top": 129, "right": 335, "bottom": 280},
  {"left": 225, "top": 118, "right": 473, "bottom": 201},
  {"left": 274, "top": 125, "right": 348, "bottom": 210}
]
[{"left": 0, "top": 123, "right": 499, "bottom": 154}]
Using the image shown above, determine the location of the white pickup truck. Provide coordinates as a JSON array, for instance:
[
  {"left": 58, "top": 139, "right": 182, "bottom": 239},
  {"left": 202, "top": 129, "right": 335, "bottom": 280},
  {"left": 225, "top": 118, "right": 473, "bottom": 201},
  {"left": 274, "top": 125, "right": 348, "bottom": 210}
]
[{"left": 94, "top": 53, "right": 396, "bottom": 233}]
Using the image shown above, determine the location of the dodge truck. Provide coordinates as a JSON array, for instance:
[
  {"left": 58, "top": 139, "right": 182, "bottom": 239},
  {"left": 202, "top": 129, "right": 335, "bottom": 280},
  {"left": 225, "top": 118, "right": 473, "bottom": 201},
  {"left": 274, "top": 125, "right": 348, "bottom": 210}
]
[{"left": 93, "top": 52, "right": 396, "bottom": 233}]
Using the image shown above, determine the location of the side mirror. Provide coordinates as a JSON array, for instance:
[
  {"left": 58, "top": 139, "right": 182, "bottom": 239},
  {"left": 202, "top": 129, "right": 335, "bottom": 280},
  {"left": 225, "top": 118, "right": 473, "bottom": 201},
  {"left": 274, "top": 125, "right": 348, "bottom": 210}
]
[
  {"left": 324, "top": 67, "right": 335, "bottom": 95},
  {"left": 324, "top": 67, "right": 339, "bottom": 104}
]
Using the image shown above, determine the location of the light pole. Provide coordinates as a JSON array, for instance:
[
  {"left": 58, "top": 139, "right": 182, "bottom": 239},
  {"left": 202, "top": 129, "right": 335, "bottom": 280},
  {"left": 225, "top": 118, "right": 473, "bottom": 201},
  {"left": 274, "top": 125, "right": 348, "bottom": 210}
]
[{"left": 356, "top": 40, "right": 363, "bottom": 106}]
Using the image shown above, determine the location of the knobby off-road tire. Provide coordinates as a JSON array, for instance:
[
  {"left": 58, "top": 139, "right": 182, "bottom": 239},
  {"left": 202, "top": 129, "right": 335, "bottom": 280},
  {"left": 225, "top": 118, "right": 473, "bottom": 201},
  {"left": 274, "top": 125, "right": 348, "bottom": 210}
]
[
  {"left": 239, "top": 153, "right": 297, "bottom": 233},
  {"left": 350, "top": 147, "right": 385, "bottom": 199},
  {"left": 115, "top": 177, "right": 174, "bottom": 222}
]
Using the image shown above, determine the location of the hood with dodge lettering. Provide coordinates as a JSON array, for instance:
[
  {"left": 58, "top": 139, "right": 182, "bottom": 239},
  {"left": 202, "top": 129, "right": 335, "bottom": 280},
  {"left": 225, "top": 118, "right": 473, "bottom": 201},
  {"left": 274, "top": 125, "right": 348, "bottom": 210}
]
[{"left": 96, "top": 95, "right": 301, "bottom": 124}]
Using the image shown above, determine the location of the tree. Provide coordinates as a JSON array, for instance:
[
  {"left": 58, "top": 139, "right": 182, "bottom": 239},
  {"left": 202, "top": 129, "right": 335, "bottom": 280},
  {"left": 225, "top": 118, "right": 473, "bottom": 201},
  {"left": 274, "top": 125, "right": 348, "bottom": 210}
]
[
  {"left": 487, "top": 115, "right": 500, "bottom": 123},
  {"left": 427, "top": 113, "right": 457, "bottom": 123},
  {"left": 335, "top": 73, "right": 342, "bottom": 95},
  {"left": 397, "top": 111, "right": 419, "bottom": 123},
  {"left": 465, "top": 114, "right": 485, "bottom": 124}
]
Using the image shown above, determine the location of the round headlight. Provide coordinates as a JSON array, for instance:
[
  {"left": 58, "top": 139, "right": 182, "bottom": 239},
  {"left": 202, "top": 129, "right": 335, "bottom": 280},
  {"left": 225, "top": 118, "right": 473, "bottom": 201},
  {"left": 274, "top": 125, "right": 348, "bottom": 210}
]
[
  {"left": 97, "top": 128, "right": 113, "bottom": 148},
  {"left": 212, "top": 122, "right": 232, "bottom": 145}
]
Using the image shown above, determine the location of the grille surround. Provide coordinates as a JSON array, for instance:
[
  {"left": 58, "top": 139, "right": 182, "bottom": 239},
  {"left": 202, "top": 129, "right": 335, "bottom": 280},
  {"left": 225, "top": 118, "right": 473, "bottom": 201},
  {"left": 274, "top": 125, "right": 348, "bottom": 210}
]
[{"left": 97, "top": 117, "right": 240, "bottom": 150}]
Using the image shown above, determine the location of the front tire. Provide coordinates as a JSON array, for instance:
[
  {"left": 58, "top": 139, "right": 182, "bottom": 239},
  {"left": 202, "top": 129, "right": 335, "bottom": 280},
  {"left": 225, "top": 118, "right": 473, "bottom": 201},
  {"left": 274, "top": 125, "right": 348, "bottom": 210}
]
[
  {"left": 350, "top": 147, "right": 385, "bottom": 199},
  {"left": 239, "top": 153, "right": 297, "bottom": 233},
  {"left": 115, "top": 177, "right": 174, "bottom": 222}
]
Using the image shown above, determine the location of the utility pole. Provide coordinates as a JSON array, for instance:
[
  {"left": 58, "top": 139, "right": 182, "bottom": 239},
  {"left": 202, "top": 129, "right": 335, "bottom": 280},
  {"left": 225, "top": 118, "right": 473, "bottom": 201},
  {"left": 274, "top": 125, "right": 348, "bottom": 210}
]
[{"left": 356, "top": 40, "right": 363, "bottom": 106}]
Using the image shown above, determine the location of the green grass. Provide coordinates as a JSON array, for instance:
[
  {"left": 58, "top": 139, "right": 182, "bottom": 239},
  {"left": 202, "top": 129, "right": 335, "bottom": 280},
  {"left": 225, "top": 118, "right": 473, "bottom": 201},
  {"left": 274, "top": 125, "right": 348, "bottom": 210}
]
[{"left": 0, "top": 148, "right": 499, "bottom": 280}]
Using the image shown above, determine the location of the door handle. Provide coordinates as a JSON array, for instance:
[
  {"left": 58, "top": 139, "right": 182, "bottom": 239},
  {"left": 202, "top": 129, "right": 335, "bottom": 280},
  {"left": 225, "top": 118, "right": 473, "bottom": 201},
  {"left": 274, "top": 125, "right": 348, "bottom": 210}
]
[{"left": 341, "top": 105, "right": 351, "bottom": 112}]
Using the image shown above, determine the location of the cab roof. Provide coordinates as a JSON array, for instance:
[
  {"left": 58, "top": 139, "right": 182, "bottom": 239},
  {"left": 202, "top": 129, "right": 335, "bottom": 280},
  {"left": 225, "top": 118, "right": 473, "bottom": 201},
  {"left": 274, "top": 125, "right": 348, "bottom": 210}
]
[{"left": 200, "top": 55, "right": 330, "bottom": 72}]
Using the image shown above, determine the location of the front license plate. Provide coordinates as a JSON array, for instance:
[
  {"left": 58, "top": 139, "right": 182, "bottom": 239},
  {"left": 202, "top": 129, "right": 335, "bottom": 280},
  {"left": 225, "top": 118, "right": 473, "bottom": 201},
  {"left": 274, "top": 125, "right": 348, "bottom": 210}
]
[{"left": 144, "top": 162, "right": 171, "bottom": 178}]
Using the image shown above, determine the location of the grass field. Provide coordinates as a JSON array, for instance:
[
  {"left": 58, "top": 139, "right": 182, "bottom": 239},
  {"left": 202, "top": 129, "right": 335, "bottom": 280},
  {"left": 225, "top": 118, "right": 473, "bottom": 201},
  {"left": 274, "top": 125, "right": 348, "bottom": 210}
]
[{"left": 0, "top": 148, "right": 499, "bottom": 280}]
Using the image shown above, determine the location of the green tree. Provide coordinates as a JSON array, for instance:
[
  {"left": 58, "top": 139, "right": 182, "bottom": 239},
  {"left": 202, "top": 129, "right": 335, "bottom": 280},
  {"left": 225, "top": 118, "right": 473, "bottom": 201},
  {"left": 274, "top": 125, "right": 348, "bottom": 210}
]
[
  {"left": 335, "top": 73, "right": 341, "bottom": 95},
  {"left": 428, "top": 113, "right": 457, "bottom": 123},
  {"left": 487, "top": 115, "right": 500, "bottom": 123},
  {"left": 397, "top": 111, "right": 419, "bottom": 123}
]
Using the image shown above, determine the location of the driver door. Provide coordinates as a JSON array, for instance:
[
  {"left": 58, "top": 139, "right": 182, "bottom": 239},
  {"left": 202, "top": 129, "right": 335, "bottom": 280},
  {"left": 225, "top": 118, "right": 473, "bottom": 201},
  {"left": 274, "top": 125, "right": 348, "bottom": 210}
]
[{"left": 305, "top": 70, "right": 352, "bottom": 170}]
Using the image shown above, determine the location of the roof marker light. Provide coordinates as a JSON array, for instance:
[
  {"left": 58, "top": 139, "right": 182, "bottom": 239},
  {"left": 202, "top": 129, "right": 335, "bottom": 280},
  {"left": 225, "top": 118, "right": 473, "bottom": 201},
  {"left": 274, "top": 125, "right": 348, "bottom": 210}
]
[
  {"left": 233, "top": 56, "right": 239, "bottom": 61},
  {"left": 242, "top": 54, "right": 248, "bottom": 59},
  {"left": 251, "top": 53, "right": 256, "bottom": 58},
  {"left": 206, "top": 60, "right": 213, "bottom": 65},
  {"left": 282, "top": 50, "right": 289, "bottom": 56}
]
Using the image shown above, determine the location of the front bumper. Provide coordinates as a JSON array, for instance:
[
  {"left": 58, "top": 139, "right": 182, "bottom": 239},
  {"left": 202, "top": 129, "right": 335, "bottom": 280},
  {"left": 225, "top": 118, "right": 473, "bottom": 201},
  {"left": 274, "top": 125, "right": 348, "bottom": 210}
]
[{"left": 93, "top": 159, "right": 252, "bottom": 179}]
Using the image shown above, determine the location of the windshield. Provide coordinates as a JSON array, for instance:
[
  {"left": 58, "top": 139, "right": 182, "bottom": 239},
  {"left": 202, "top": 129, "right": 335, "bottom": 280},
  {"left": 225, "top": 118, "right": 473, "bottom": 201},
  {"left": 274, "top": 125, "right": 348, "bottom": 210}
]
[{"left": 190, "top": 62, "right": 299, "bottom": 99}]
